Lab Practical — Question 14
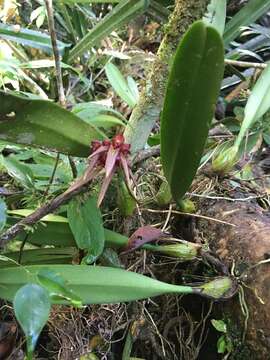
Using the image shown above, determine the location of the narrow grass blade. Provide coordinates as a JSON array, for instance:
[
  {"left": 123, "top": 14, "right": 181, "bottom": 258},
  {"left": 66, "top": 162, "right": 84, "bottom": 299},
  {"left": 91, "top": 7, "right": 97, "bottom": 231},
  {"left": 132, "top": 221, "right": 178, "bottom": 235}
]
[
  {"left": 223, "top": 0, "right": 270, "bottom": 47},
  {"left": 68, "top": 0, "right": 149, "bottom": 61}
]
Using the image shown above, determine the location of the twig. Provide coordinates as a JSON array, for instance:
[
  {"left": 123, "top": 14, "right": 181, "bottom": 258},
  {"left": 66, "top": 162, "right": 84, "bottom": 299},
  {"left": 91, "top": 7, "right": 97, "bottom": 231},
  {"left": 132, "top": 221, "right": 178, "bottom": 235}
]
[
  {"left": 68, "top": 155, "right": 78, "bottom": 179},
  {"left": 44, "top": 0, "right": 66, "bottom": 106},
  {"left": 42, "top": 152, "right": 60, "bottom": 200},
  {"left": 225, "top": 59, "right": 267, "bottom": 70},
  {"left": 141, "top": 208, "right": 236, "bottom": 227},
  {"left": 132, "top": 145, "right": 160, "bottom": 165},
  {"left": 186, "top": 192, "right": 267, "bottom": 203}
]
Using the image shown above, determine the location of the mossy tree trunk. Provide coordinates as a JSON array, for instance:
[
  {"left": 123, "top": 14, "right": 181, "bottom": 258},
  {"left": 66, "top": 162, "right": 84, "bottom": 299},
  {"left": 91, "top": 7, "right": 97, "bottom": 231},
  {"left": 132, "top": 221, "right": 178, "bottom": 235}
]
[{"left": 124, "top": 0, "right": 210, "bottom": 153}]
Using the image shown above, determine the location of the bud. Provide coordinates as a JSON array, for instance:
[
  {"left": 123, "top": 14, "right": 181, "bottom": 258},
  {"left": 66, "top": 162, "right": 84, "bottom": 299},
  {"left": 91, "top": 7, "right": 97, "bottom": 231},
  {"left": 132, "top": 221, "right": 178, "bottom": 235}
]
[
  {"left": 156, "top": 181, "right": 172, "bottom": 207},
  {"left": 144, "top": 242, "right": 200, "bottom": 261},
  {"left": 212, "top": 145, "right": 238, "bottom": 174},
  {"left": 193, "top": 276, "right": 237, "bottom": 300},
  {"left": 178, "top": 199, "right": 196, "bottom": 213}
]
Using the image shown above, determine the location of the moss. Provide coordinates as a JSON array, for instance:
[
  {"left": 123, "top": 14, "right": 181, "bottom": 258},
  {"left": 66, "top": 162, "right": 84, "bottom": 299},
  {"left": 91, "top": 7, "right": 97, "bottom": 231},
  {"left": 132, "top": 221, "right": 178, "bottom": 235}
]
[{"left": 226, "top": 318, "right": 254, "bottom": 359}]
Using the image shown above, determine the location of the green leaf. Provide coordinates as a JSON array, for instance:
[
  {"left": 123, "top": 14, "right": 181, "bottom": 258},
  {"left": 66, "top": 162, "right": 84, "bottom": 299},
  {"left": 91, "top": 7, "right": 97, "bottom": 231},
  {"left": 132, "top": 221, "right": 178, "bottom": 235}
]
[
  {"left": 217, "top": 335, "right": 226, "bottom": 354},
  {"left": 160, "top": 21, "right": 224, "bottom": 204},
  {"left": 105, "top": 63, "right": 137, "bottom": 108},
  {"left": 203, "top": 0, "right": 226, "bottom": 36},
  {"left": 58, "top": 0, "right": 119, "bottom": 2},
  {"left": 0, "top": 265, "right": 234, "bottom": 304},
  {"left": 0, "top": 198, "right": 7, "bottom": 232},
  {"left": 0, "top": 91, "right": 102, "bottom": 157},
  {"left": 211, "top": 319, "right": 227, "bottom": 333},
  {"left": 1, "top": 248, "right": 76, "bottom": 267},
  {"left": 68, "top": 0, "right": 149, "bottom": 61},
  {"left": 0, "top": 155, "right": 35, "bottom": 189},
  {"left": 117, "top": 178, "right": 136, "bottom": 216},
  {"left": 0, "top": 23, "right": 69, "bottom": 55},
  {"left": 67, "top": 196, "right": 105, "bottom": 263},
  {"left": 13, "top": 284, "right": 51, "bottom": 356},
  {"left": 72, "top": 102, "right": 126, "bottom": 128},
  {"left": 235, "top": 64, "right": 270, "bottom": 149},
  {"left": 223, "top": 0, "right": 270, "bottom": 47},
  {"left": 7, "top": 214, "right": 128, "bottom": 248},
  {"left": 37, "top": 268, "right": 82, "bottom": 307}
]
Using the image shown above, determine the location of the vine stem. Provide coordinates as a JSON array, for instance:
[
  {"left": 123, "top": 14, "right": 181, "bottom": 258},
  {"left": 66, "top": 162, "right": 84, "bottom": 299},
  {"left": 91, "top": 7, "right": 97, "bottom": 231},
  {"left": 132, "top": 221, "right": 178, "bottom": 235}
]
[{"left": 44, "top": 0, "right": 66, "bottom": 107}]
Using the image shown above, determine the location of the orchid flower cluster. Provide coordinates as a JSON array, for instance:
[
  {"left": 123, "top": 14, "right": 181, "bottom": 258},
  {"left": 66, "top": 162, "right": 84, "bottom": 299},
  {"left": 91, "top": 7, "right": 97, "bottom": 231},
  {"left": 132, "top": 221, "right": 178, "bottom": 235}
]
[{"left": 87, "top": 134, "right": 133, "bottom": 207}]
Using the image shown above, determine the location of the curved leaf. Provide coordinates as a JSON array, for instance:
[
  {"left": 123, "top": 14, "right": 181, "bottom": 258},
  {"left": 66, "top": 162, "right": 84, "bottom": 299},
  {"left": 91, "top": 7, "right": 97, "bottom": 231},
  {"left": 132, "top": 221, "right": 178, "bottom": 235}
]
[
  {"left": 0, "top": 23, "right": 69, "bottom": 55},
  {"left": 161, "top": 21, "right": 224, "bottom": 204},
  {"left": 0, "top": 91, "right": 102, "bottom": 157},
  {"left": 235, "top": 63, "right": 270, "bottom": 148},
  {"left": 0, "top": 155, "right": 35, "bottom": 189},
  {"left": 68, "top": 0, "right": 150, "bottom": 61},
  {"left": 223, "top": 0, "right": 270, "bottom": 47}
]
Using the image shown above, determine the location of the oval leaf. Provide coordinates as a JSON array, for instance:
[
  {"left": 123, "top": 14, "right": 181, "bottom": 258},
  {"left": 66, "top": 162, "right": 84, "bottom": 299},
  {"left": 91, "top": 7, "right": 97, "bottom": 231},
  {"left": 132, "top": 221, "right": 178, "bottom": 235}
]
[
  {"left": 0, "top": 91, "right": 102, "bottom": 157},
  {"left": 105, "top": 63, "right": 137, "bottom": 108},
  {"left": 67, "top": 196, "right": 105, "bottom": 263},
  {"left": 160, "top": 21, "right": 224, "bottom": 204},
  {"left": 13, "top": 283, "right": 50, "bottom": 355}
]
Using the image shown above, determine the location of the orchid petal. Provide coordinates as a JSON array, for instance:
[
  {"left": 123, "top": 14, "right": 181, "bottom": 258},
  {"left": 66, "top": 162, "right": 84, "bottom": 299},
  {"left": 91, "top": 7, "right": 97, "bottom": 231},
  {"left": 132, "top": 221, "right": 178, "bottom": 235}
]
[
  {"left": 105, "top": 146, "right": 120, "bottom": 178},
  {"left": 88, "top": 145, "right": 108, "bottom": 160},
  {"left": 97, "top": 168, "right": 115, "bottom": 207}
]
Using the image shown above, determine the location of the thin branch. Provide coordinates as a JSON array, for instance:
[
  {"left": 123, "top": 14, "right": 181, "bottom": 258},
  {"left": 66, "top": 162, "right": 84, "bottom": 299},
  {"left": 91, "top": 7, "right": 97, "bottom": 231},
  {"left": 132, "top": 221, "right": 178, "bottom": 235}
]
[
  {"left": 225, "top": 59, "right": 267, "bottom": 70},
  {"left": 68, "top": 155, "right": 78, "bottom": 179},
  {"left": 44, "top": 0, "right": 66, "bottom": 106},
  {"left": 42, "top": 152, "right": 60, "bottom": 200},
  {"left": 132, "top": 145, "right": 160, "bottom": 165},
  {"left": 141, "top": 208, "right": 236, "bottom": 227}
]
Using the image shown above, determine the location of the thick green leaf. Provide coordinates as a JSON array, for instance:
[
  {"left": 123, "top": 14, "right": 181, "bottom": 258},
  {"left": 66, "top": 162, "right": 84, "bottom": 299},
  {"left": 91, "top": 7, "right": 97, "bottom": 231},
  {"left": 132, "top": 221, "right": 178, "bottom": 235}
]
[
  {"left": 203, "top": 0, "right": 226, "bottom": 36},
  {"left": 0, "top": 155, "right": 35, "bottom": 189},
  {"left": 0, "top": 91, "right": 102, "bottom": 157},
  {"left": 67, "top": 196, "right": 105, "bottom": 263},
  {"left": 0, "top": 198, "right": 7, "bottom": 232},
  {"left": 0, "top": 23, "right": 69, "bottom": 55},
  {"left": 13, "top": 284, "right": 51, "bottom": 355},
  {"left": 235, "top": 63, "right": 270, "bottom": 149},
  {"left": 223, "top": 0, "right": 270, "bottom": 47},
  {"left": 160, "top": 21, "right": 224, "bottom": 203},
  {"left": 0, "top": 265, "right": 234, "bottom": 303},
  {"left": 68, "top": 0, "right": 149, "bottom": 61},
  {"left": 105, "top": 63, "right": 137, "bottom": 108}
]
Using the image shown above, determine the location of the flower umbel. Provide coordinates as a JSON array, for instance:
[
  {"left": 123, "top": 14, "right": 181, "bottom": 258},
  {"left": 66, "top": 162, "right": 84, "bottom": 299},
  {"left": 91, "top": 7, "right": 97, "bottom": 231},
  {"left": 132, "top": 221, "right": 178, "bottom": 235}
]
[{"left": 88, "top": 134, "right": 133, "bottom": 207}]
